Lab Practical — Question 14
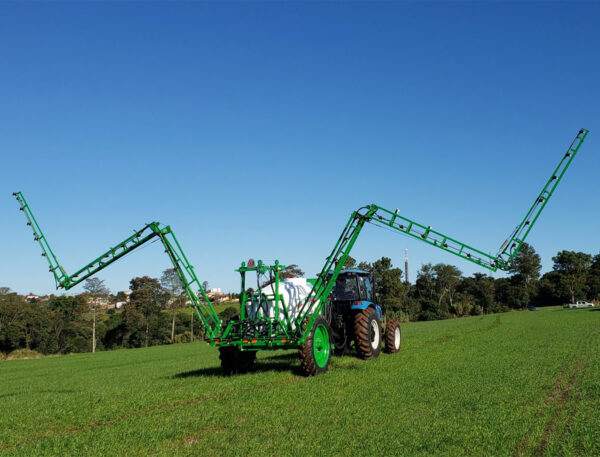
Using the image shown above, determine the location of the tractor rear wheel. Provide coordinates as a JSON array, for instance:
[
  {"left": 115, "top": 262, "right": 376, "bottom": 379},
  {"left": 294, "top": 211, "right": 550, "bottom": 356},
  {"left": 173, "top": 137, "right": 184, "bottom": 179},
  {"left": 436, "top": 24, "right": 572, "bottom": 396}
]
[
  {"left": 299, "top": 316, "right": 332, "bottom": 376},
  {"left": 384, "top": 319, "right": 401, "bottom": 353},
  {"left": 354, "top": 307, "right": 382, "bottom": 359},
  {"left": 219, "top": 347, "right": 256, "bottom": 375}
]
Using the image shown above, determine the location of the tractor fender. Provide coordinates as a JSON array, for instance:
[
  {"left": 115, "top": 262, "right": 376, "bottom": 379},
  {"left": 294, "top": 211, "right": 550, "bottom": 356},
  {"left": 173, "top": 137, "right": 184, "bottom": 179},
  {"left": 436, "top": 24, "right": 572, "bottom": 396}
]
[{"left": 350, "top": 301, "right": 382, "bottom": 320}]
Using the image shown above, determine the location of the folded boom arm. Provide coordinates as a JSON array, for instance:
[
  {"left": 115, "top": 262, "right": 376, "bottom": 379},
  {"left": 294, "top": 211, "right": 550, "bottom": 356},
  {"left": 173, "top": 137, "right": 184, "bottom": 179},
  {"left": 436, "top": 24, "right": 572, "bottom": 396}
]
[
  {"left": 13, "top": 192, "right": 221, "bottom": 338},
  {"left": 296, "top": 128, "right": 588, "bottom": 341}
]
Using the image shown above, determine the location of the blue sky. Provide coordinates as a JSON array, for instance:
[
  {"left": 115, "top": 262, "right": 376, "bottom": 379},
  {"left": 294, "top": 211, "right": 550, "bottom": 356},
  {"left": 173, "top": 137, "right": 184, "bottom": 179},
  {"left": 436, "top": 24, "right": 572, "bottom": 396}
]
[{"left": 1, "top": 2, "right": 599, "bottom": 295}]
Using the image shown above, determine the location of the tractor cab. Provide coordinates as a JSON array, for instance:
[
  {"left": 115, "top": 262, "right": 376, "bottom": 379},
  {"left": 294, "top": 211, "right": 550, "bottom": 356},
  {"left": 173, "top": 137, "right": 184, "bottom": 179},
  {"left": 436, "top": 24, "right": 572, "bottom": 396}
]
[{"left": 330, "top": 269, "right": 376, "bottom": 309}]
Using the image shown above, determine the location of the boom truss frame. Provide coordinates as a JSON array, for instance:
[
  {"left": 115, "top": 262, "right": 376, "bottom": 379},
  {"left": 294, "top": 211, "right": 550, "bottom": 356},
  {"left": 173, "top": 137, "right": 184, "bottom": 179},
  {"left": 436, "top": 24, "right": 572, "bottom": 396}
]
[
  {"left": 13, "top": 192, "right": 221, "bottom": 339},
  {"left": 14, "top": 128, "right": 588, "bottom": 349}
]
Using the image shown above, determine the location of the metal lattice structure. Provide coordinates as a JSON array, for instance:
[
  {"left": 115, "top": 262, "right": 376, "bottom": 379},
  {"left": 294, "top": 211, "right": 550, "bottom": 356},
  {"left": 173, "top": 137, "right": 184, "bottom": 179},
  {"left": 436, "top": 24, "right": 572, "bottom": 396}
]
[
  {"left": 13, "top": 128, "right": 588, "bottom": 368},
  {"left": 12, "top": 195, "right": 221, "bottom": 339}
]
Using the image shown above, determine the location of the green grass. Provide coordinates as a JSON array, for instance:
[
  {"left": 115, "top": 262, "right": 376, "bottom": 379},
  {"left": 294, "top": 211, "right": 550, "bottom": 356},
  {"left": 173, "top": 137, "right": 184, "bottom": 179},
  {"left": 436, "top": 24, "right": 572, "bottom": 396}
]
[{"left": 1, "top": 307, "right": 598, "bottom": 456}]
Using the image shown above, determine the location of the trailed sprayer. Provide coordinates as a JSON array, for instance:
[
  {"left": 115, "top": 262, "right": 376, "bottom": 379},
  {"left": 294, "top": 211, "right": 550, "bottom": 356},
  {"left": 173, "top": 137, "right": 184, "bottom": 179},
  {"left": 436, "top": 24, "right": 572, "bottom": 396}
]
[{"left": 14, "top": 129, "right": 588, "bottom": 375}]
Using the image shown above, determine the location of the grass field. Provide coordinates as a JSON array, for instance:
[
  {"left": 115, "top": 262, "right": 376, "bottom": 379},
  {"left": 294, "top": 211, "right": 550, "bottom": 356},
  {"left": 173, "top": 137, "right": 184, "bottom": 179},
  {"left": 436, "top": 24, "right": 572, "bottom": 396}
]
[{"left": 1, "top": 307, "right": 598, "bottom": 456}]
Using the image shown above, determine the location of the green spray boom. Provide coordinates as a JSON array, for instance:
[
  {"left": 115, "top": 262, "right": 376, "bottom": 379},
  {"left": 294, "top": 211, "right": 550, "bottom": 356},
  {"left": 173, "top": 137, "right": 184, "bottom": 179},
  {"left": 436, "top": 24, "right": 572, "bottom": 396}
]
[
  {"left": 12, "top": 194, "right": 221, "bottom": 339},
  {"left": 13, "top": 128, "right": 587, "bottom": 346},
  {"left": 295, "top": 128, "right": 588, "bottom": 338}
]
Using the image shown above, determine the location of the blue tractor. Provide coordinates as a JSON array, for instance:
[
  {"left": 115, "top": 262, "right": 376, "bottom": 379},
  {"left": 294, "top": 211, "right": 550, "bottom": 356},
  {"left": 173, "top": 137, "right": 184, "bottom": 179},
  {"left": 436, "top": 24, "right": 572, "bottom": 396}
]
[{"left": 326, "top": 269, "right": 401, "bottom": 358}]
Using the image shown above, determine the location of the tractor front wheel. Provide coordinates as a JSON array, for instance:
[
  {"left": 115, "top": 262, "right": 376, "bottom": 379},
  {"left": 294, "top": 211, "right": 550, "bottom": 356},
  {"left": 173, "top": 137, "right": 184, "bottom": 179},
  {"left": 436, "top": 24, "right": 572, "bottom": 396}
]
[
  {"left": 354, "top": 307, "right": 382, "bottom": 359},
  {"left": 299, "top": 316, "right": 332, "bottom": 376},
  {"left": 384, "top": 319, "right": 401, "bottom": 353}
]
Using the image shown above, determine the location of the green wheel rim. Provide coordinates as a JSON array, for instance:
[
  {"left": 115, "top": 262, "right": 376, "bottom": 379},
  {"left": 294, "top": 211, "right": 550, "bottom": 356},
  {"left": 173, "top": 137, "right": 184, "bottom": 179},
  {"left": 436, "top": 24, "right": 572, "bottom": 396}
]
[{"left": 313, "top": 323, "right": 330, "bottom": 368}]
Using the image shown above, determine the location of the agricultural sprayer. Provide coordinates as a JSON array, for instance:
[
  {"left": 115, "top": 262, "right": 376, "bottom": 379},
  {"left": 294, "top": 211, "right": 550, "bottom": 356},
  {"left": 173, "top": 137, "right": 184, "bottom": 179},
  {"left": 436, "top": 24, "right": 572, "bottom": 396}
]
[{"left": 13, "top": 128, "right": 588, "bottom": 375}]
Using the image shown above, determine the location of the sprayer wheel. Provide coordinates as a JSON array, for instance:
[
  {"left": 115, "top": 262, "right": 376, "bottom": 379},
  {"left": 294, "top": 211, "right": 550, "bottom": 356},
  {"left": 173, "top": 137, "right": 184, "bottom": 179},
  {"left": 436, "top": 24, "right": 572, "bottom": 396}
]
[
  {"left": 354, "top": 307, "right": 382, "bottom": 360},
  {"left": 237, "top": 350, "right": 257, "bottom": 372},
  {"left": 219, "top": 347, "right": 256, "bottom": 375},
  {"left": 384, "top": 319, "right": 401, "bottom": 353},
  {"left": 219, "top": 347, "right": 238, "bottom": 375},
  {"left": 299, "top": 316, "right": 332, "bottom": 376}
]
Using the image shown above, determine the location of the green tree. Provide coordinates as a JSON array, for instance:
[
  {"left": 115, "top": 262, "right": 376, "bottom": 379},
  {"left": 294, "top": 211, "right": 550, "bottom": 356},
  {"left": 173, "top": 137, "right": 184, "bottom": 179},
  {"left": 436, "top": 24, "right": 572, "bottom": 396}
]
[
  {"left": 508, "top": 243, "right": 541, "bottom": 308},
  {"left": 509, "top": 243, "right": 542, "bottom": 284},
  {"left": 433, "top": 264, "right": 462, "bottom": 314},
  {"left": 371, "top": 257, "right": 404, "bottom": 302},
  {"left": 160, "top": 268, "right": 186, "bottom": 343},
  {"left": 343, "top": 256, "right": 356, "bottom": 269},
  {"left": 0, "top": 293, "right": 27, "bottom": 352},
  {"left": 414, "top": 264, "right": 435, "bottom": 303},
  {"left": 586, "top": 254, "right": 600, "bottom": 302},
  {"left": 83, "top": 278, "right": 110, "bottom": 352},
  {"left": 535, "top": 271, "right": 564, "bottom": 307},
  {"left": 262, "top": 264, "right": 305, "bottom": 289},
  {"left": 357, "top": 261, "right": 372, "bottom": 272},
  {"left": 127, "top": 277, "right": 168, "bottom": 347},
  {"left": 552, "top": 251, "right": 592, "bottom": 304},
  {"left": 45, "top": 296, "right": 88, "bottom": 354},
  {"left": 281, "top": 264, "right": 304, "bottom": 278},
  {"left": 459, "top": 273, "right": 496, "bottom": 314}
]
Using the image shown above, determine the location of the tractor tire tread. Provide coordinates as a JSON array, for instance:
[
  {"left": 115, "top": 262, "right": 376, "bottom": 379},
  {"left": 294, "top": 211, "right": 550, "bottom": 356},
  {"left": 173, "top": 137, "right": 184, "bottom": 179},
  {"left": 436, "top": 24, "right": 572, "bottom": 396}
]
[
  {"left": 384, "top": 319, "right": 401, "bottom": 354},
  {"left": 353, "top": 307, "right": 381, "bottom": 360},
  {"left": 298, "top": 316, "right": 331, "bottom": 376}
]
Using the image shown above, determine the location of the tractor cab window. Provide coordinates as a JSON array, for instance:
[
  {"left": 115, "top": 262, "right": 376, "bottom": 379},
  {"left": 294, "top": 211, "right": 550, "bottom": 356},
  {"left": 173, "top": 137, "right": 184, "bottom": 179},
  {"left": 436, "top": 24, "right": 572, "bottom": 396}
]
[
  {"left": 358, "top": 275, "right": 373, "bottom": 302},
  {"left": 332, "top": 275, "right": 359, "bottom": 301}
]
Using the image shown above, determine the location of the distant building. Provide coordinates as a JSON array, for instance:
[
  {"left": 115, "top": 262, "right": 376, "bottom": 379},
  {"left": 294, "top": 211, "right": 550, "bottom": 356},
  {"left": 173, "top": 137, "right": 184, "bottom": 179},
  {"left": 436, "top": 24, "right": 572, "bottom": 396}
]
[
  {"left": 88, "top": 297, "right": 111, "bottom": 309},
  {"left": 115, "top": 290, "right": 132, "bottom": 309},
  {"left": 205, "top": 288, "right": 228, "bottom": 303},
  {"left": 25, "top": 292, "right": 39, "bottom": 302}
]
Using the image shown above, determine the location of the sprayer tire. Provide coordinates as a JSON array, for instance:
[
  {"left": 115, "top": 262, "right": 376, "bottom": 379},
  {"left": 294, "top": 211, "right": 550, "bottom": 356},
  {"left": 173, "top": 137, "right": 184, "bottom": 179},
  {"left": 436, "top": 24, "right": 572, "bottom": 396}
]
[
  {"left": 219, "top": 347, "right": 256, "bottom": 375},
  {"left": 219, "top": 346, "right": 238, "bottom": 375},
  {"left": 299, "top": 316, "right": 332, "bottom": 376},
  {"left": 237, "top": 350, "right": 257, "bottom": 372},
  {"left": 354, "top": 307, "right": 382, "bottom": 360}
]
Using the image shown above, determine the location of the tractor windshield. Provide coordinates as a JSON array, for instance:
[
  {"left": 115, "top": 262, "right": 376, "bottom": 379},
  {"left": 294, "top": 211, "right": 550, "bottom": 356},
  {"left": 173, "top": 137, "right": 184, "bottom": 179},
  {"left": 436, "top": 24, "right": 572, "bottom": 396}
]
[{"left": 331, "top": 275, "right": 359, "bottom": 301}]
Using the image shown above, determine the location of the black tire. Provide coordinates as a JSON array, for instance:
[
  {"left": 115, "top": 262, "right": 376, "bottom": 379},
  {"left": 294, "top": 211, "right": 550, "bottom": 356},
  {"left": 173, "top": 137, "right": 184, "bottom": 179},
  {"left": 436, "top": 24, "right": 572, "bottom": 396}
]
[
  {"left": 353, "top": 307, "right": 382, "bottom": 359},
  {"left": 219, "top": 347, "right": 237, "bottom": 375},
  {"left": 299, "top": 316, "right": 332, "bottom": 376},
  {"left": 219, "top": 346, "right": 256, "bottom": 375},
  {"left": 237, "top": 350, "right": 257, "bottom": 372},
  {"left": 384, "top": 319, "right": 401, "bottom": 354}
]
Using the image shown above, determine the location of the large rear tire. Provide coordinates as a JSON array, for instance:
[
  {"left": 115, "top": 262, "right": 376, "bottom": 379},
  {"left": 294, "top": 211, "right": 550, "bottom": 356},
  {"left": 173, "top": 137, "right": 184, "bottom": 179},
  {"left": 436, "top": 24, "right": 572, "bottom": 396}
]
[
  {"left": 384, "top": 319, "right": 401, "bottom": 353},
  {"left": 299, "top": 316, "right": 332, "bottom": 376},
  {"left": 219, "top": 347, "right": 256, "bottom": 375},
  {"left": 354, "top": 307, "right": 382, "bottom": 359}
]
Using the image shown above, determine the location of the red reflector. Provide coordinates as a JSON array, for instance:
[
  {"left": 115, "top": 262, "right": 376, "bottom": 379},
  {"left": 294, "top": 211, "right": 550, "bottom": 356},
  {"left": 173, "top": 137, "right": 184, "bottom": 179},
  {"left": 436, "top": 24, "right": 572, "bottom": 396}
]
[
  {"left": 243, "top": 339, "right": 249, "bottom": 343},
  {"left": 251, "top": 339, "right": 257, "bottom": 344},
  {"left": 354, "top": 301, "right": 361, "bottom": 306},
  {"left": 281, "top": 339, "right": 287, "bottom": 343},
  {"left": 214, "top": 340, "right": 220, "bottom": 345}
]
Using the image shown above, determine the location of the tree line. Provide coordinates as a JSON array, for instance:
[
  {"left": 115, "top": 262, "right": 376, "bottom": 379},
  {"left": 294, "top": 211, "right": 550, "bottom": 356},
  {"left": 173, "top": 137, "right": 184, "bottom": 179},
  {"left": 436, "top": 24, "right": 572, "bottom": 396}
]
[
  {"left": 1, "top": 244, "right": 598, "bottom": 356},
  {"left": 344, "top": 243, "right": 600, "bottom": 321},
  {"left": 0, "top": 269, "right": 210, "bottom": 357}
]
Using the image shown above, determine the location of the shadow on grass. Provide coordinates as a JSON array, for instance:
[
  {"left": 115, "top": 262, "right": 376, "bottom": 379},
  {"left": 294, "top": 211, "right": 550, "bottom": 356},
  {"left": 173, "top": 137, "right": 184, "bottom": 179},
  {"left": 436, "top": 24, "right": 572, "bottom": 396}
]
[
  {"left": 173, "top": 352, "right": 303, "bottom": 378},
  {"left": 588, "top": 308, "right": 600, "bottom": 312}
]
